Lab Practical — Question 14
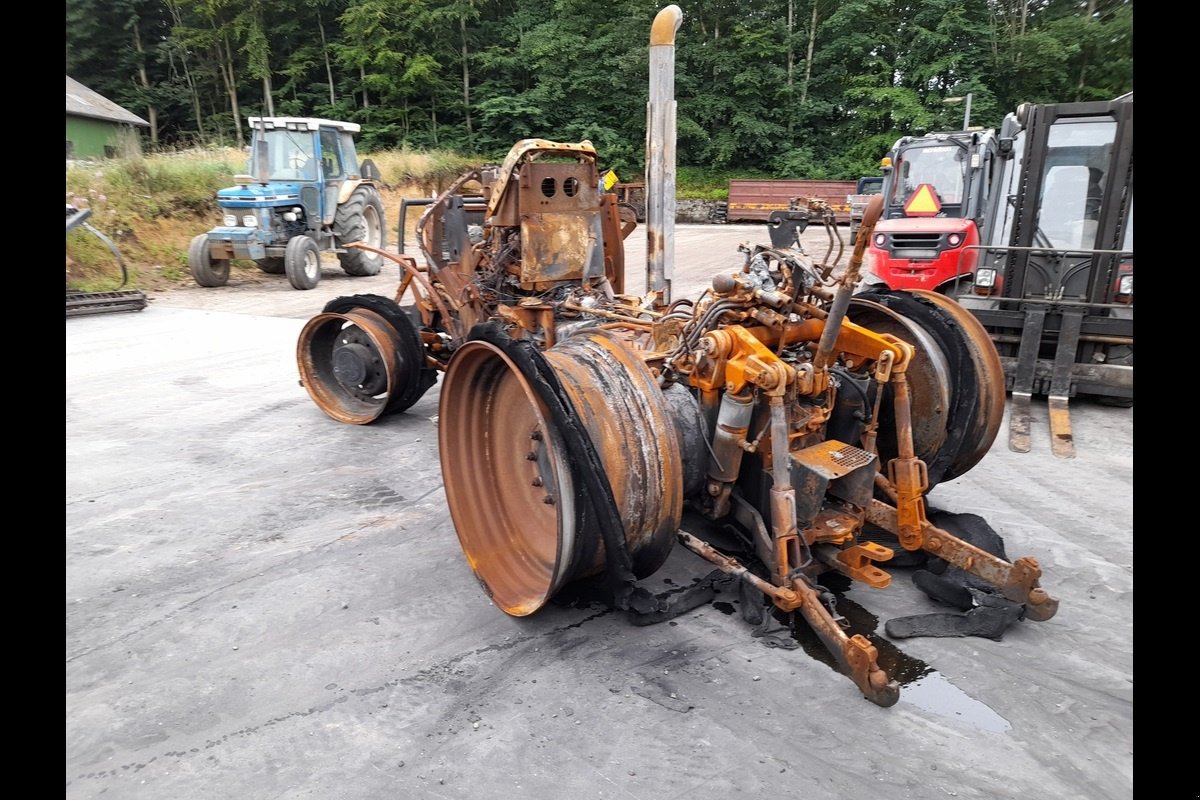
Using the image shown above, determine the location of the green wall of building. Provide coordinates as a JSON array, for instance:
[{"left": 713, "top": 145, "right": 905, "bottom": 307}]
[{"left": 67, "top": 115, "right": 143, "bottom": 160}]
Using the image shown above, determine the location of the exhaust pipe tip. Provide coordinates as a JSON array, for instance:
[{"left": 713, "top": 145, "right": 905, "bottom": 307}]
[{"left": 650, "top": 5, "right": 683, "bottom": 46}]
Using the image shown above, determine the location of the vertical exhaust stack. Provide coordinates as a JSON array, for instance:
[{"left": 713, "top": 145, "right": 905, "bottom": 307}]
[{"left": 646, "top": 5, "right": 683, "bottom": 307}]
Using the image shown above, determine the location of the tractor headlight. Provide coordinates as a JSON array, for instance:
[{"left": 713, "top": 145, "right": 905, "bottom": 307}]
[
  {"left": 873, "top": 233, "right": 886, "bottom": 247},
  {"left": 223, "top": 214, "right": 237, "bottom": 226},
  {"left": 947, "top": 232, "right": 963, "bottom": 247},
  {"left": 974, "top": 268, "right": 997, "bottom": 288},
  {"left": 1117, "top": 274, "right": 1133, "bottom": 296},
  {"left": 242, "top": 215, "right": 258, "bottom": 228},
  {"left": 283, "top": 211, "right": 298, "bottom": 222}
]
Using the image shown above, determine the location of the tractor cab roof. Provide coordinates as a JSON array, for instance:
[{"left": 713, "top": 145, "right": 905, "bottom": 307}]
[{"left": 247, "top": 117, "right": 361, "bottom": 134}]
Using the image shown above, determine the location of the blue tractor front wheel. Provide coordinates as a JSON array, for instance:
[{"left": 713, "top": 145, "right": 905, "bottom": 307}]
[
  {"left": 285, "top": 236, "right": 322, "bottom": 290},
  {"left": 188, "top": 234, "right": 230, "bottom": 288}
]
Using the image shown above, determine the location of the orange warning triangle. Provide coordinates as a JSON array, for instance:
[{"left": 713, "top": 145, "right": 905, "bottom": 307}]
[{"left": 904, "top": 183, "right": 942, "bottom": 216}]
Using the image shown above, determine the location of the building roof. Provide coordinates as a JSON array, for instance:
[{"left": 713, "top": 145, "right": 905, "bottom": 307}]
[{"left": 66, "top": 76, "right": 150, "bottom": 127}]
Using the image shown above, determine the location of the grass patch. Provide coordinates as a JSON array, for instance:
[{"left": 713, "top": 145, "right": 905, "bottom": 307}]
[
  {"left": 66, "top": 227, "right": 137, "bottom": 292},
  {"left": 68, "top": 148, "right": 243, "bottom": 226},
  {"left": 366, "top": 147, "right": 487, "bottom": 194},
  {"left": 65, "top": 145, "right": 756, "bottom": 291}
]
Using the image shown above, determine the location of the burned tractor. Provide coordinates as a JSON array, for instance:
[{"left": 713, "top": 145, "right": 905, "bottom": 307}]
[
  {"left": 294, "top": 5, "right": 1059, "bottom": 706},
  {"left": 296, "top": 138, "right": 638, "bottom": 424}
]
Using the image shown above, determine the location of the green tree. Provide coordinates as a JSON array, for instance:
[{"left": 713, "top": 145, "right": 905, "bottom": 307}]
[{"left": 65, "top": 0, "right": 1131, "bottom": 172}]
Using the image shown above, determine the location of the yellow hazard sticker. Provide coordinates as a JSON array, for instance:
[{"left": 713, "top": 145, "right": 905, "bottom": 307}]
[{"left": 904, "top": 183, "right": 942, "bottom": 216}]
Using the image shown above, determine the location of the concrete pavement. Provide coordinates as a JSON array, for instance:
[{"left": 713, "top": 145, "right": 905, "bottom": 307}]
[{"left": 66, "top": 224, "right": 1133, "bottom": 800}]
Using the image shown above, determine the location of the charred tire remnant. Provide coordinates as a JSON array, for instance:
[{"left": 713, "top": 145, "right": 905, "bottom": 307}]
[
  {"left": 438, "top": 323, "right": 679, "bottom": 617},
  {"left": 848, "top": 289, "right": 1003, "bottom": 489},
  {"left": 885, "top": 510, "right": 1025, "bottom": 641},
  {"left": 544, "top": 330, "right": 686, "bottom": 579},
  {"left": 908, "top": 289, "right": 1006, "bottom": 476},
  {"left": 326, "top": 294, "right": 437, "bottom": 410},
  {"left": 335, "top": 186, "right": 386, "bottom": 277},
  {"left": 297, "top": 294, "right": 434, "bottom": 424}
]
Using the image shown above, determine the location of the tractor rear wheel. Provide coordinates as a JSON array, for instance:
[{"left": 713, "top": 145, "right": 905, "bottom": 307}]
[
  {"left": 285, "top": 236, "right": 322, "bottom": 290},
  {"left": 188, "top": 233, "right": 229, "bottom": 287},
  {"left": 296, "top": 294, "right": 435, "bottom": 424},
  {"left": 255, "top": 257, "right": 285, "bottom": 274},
  {"left": 848, "top": 289, "right": 1005, "bottom": 489},
  {"left": 334, "top": 185, "right": 386, "bottom": 277},
  {"left": 438, "top": 326, "right": 683, "bottom": 616}
]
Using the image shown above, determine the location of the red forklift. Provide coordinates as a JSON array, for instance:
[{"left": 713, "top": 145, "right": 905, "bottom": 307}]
[
  {"left": 863, "top": 128, "right": 1000, "bottom": 293},
  {"left": 862, "top": 95, "right": 1133, "bottom": 457}
]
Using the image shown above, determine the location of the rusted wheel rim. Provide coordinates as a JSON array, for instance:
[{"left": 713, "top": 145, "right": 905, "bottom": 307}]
[
  {"left": 439, "top": 339, "right": 577, "bottom": 617},
  {"left": 850, "top": 289, "right": 1001, "bottom": 488},
  {"left": 544, "top": 330, "right": 683, "bottom": 579},
  {"left": 296, "top": 308, "right": 403, "bottom": 425},
  {"left": 846, "top": 297, "right": 951, "bottom": 467},
  {"left": 910, "top": 289, "right": 1006, "bottom": 479},
  {"left": 438, "top": 330, "right": 684, "bottom": 616}
]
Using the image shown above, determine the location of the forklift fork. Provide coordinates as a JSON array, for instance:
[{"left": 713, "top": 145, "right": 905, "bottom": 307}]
[{"left": 1008, "top": 305, "right": 1081, "bottom": 459}]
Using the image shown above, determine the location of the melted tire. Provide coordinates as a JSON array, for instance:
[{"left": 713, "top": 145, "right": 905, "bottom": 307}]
[
  {"left": 320, "top": 294, "right": 435, "bottom": 417},
  {"left": 438, "top": 323, "right": 669, "bottom": 616}
]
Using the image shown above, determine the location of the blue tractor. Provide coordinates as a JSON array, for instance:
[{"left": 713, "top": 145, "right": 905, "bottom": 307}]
[{"left": 188, "top": 117, "right": 386, "bottom": 290}]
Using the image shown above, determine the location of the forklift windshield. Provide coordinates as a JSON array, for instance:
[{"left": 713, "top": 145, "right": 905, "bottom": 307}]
[
  {"left": 1033, "top": 118, "right": 1117, "bottom": 250},
  {"left": 891, "top": 143, "right": 967, "bottom": 212}
]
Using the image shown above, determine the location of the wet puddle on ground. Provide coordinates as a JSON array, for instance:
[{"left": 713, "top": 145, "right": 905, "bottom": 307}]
[
  {"left": 897, "top": 671, "right": 1010, "bottom": 732},
  {"left": 550, "top": 517, "right": 1009, "bottom": 732},
  {"left": 774, "top": 585, "right": 1011, "bottom": 732}
]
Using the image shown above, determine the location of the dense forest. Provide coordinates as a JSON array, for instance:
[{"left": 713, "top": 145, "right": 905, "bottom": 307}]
[{"left": 65, "top": 0, "right": 1132, "bottom": 178}]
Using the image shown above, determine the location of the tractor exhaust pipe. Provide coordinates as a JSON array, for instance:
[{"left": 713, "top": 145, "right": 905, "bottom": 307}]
[
  {"left": 645, "top": 5, "right": 683, "bottom": 307},
  {"left": 254, "top": 119, "right": 270, "bottom": 186}
]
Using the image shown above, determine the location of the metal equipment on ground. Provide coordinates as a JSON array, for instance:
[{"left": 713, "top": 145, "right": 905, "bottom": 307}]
[
  {"left": 293, "top": 4, "right": 1060, "bottom": 706},
  {"left": 861, "top": 96, "right": 1133, "bottom": 457},
  {"left": 66, "top": 204, "right": 147, "bottom": 317},
  {"left": 951, "top": 96, "right": 1134, "bottom": 456},
  {"left": 847, "top": 175, "right": 883, "bottom": 245},
  {"left": 864, "top": 127, "right": 1000, "bottom": 294}
]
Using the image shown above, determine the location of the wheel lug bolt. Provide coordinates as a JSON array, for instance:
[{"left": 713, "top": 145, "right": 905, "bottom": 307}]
[
  {"left": 530, "top": 431, "right": 543, "bottom": 441},
  {"left": 525, "top": 452, "right": 537, "bottom": 461},
  {"left": 543, "top": 495, "right": 555, "bottom": 505},
  {"left": 531, "top": 477, "right": 543, "bottom": 487}
]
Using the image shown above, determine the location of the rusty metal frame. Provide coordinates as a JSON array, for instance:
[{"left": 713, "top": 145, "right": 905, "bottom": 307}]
[{"left": 295, "top": 5, "right": 1063, "bottom": 710}]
